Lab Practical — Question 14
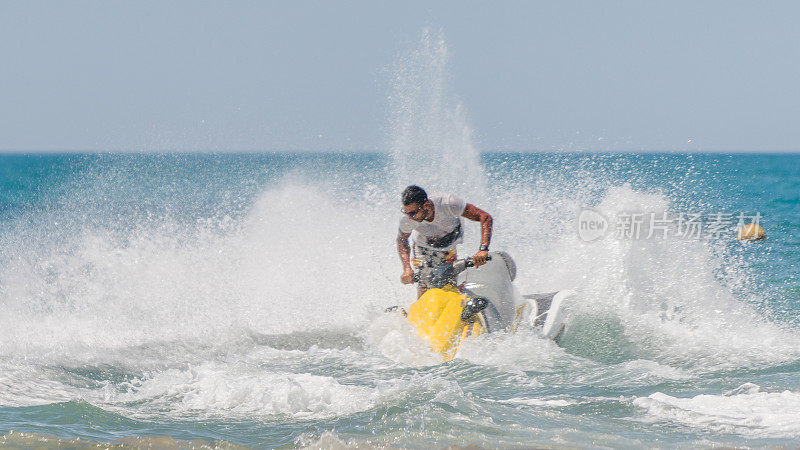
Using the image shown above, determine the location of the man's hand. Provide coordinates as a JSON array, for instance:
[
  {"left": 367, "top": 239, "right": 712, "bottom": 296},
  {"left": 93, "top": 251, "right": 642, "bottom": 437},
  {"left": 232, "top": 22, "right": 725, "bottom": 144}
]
[
  {"left": 472, "top": 250, "right": 490, "bottom": 267},
  {"left": 401, "top": 267, "right": 415, "bottom": 284}
]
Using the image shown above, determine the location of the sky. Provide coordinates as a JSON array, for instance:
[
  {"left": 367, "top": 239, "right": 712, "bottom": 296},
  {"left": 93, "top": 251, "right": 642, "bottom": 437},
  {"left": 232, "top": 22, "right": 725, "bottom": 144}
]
[{"left": 1, "top": 0, "right": 799, "bottom": 153}]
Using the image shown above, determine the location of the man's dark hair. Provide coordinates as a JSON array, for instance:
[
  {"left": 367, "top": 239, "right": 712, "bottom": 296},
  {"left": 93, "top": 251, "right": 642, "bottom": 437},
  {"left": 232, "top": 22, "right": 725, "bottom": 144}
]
[{"left": 402, "top": 185, "right": 428, "bottom": 206}]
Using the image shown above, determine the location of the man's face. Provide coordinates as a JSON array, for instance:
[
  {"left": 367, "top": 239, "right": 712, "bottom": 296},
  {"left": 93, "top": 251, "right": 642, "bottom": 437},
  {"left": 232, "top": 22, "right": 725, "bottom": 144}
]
[{"left": 403, "top": 201, "right": 427, "bottom": 222}]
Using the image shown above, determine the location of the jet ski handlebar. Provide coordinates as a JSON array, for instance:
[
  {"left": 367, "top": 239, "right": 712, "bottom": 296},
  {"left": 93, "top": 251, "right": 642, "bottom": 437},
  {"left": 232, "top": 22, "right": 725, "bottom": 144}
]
[
  {"left": 414, "top": 255, "right": 492, "bottom": 287},
  {"left": 453, "top": 255, "right": 491, "bottom": 272}
]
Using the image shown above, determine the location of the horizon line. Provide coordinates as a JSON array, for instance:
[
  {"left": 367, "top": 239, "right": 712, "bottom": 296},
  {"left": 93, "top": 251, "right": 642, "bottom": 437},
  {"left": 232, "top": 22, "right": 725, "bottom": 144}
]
[{"left": 1, "top": 148, "right": 800, "bottom": 155}]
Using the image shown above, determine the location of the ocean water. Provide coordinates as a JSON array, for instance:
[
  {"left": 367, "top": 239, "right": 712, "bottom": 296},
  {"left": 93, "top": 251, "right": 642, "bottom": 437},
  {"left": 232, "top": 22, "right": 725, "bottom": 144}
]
[{"left": 0, "top": 151, "right": 799, "bottom": 448}]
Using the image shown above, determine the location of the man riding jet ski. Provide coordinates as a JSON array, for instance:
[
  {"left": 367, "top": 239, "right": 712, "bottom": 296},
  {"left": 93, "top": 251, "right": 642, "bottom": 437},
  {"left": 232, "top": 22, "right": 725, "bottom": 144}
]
[
  {"left": 393, "top": 186, "right": 573, "bottom": 361},
  {"left": 392, "top": 251, "right": 573, "bottom": 361}
]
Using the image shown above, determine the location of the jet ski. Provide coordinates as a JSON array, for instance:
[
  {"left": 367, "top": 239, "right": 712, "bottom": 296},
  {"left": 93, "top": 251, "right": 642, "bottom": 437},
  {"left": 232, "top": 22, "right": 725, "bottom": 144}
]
[{"left": 392, "top": 251, "right": 575, "bottom": 362}]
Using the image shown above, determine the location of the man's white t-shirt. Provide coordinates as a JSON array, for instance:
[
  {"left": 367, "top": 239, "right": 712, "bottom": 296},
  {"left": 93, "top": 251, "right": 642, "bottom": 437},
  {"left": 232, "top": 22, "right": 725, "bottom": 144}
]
[{"left": 399, "top": 193, "right": 466, "bottom": 250}]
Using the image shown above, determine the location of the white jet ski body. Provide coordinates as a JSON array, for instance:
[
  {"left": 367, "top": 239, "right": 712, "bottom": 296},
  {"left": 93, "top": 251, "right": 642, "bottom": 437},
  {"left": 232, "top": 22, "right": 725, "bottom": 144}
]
[{"left": 404, "top": 251, "right": 574, "bottom": 360}]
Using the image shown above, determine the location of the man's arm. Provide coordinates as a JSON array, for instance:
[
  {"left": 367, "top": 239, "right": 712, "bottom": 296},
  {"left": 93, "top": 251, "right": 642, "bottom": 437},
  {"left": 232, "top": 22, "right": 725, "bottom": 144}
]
[
  {"left": 397, "top": 231, "right": 415, "bottom": 284},
  {"left": 462, "top": 203, "right": 493, "bottom": 267}
]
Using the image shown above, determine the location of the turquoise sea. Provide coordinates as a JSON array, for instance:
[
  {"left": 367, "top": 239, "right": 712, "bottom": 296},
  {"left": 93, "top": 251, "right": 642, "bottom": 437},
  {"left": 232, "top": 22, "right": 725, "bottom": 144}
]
[{"left": 0, "top": 152, "right": 799, "bottom": 448}]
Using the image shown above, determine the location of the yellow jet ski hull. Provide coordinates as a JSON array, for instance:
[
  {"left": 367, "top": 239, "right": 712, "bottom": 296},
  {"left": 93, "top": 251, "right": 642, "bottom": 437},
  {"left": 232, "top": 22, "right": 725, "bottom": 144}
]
[{"left": 406, "top": 286, "right": 485, "bottom": 361}]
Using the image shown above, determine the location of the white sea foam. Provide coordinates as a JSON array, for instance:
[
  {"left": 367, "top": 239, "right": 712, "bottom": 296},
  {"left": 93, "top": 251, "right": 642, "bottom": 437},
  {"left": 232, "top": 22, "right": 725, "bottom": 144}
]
[
  {"left": 455, "top": 329, "right": 577, "bottom": 374},
  {"left": 494, "top": 396, "right": 578, "bottom": 408},
  {"left": 104, "top": 362, "right": 376, "bottom": 420},
  {"left": 94, "top": 358, "right": 470, "bottom": 421},
  {"left": 0, "top": 180, "right": 406, "bottom": 361},
  {"left": 610, "top": 359, "right": 690, "bottom": 382},
  {"left": 365, "top": 311, "right": 443, "bottom": 366},
  {"left": 0, "top": 364, "right": 75, "bottom": 407},
  {"left": 496, "top": 181, "right": 800, "bottom": 372},
  {"left": 633, "top": 383, "right": 800, "bottom": 438}
]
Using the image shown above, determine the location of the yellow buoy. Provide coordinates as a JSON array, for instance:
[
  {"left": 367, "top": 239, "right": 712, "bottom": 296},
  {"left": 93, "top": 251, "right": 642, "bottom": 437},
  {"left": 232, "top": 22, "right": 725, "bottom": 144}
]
[{"left": 738, "top": 223, "right": 766, "bottom": 241}]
